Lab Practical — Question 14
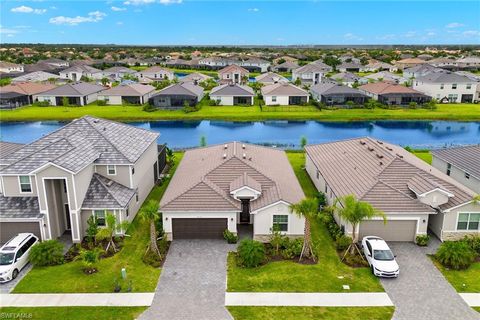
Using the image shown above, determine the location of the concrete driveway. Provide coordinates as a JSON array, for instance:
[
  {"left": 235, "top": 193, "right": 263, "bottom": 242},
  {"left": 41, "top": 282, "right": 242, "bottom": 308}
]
[
  {"left": 139, "top": 239, "right": 235, "bottom": 320},
  {"left": 381, "top": 242, "right": 479, "bottom": 320},
  {"left": 0, "top": 264, "right": 32, "bottom": 294}
]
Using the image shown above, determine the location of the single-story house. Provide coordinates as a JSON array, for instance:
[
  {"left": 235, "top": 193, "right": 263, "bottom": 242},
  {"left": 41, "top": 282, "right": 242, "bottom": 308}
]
[
  {"left": 330, "top": 72, "right": 368, "bottom": 87},
  {"left": 395, "top": 58, "right": 426, "bottom": 70},
  {"left": 428, "top": 57, "right": 457, "bottom": 69},
  {"left": 337, "top": 62, "right": 366, "bottom": 73},
  {"left": 218, "top": 64, "right": 249, "bottom": 85},
  {"left": 261, "top": 83, "right": 309, "bottom": 105},
  {"left": 210, "top": 84, "right": 255, "bottom": 106},
  {"left": 431, "top": 145, "right": 480, "bottom": 194},
  {"left": 40, "top": 58, "right": 70, "bottom": 68},
  {"left": 97, "top": 83, "right": 155, "bottom": 105},
  {"left": 0, "top": 82, "right": 56, "bottom": 106},
  {"left": 310, "top": 83, "right": 369, "bottom": 105},
  {"left": 455, "top": 56, "right": 480, "bottom": 70},
  {"left": 34, "top": 82, "right": 105, "bottom": 106},
  {"left": 255, "top": 72, "right": 289, "bottom": 85},
  {"left": 272, "top": 61, "right": 299, "bottom": 73},
  {"left": 135, "top": 66, "right": 175, "bottom": 83},
  {"left": 179, "top": 72, "right": 212, "bottom": 85},
  {"left": 359, "top": 82, "right": 431, "bottom": 105},
  {"left": 239, "top": 58, "right": 271, "bottom": 73},
  {"left": 364, "top": 60, "right": 397, "bottom": 72},
  {"left": 0, "top": 92, "right": 29, "bottom": 109},
  {"left": 149, "top": 82, "right": 204, "bottom": 108},
  {"left": 305, "top": 137, "right": 480, "bottom": 242},
  {"left": 11, "top": 71, "right": 60, "bottom": 83},
  {"left": 160, "top": 142, "right": 305, "bottom": 240},
  {"left": 101, "top": 67, "right": 136, "bottom": 81},
  {"left": 0, "top": 62, "right": 24, "bottom": 74},
  {"left": 59, "top": 65, "right": 102, "bottom": 81},
  {"left": 292, "top": 61, "right": 332, "bottom": 86},
  {"left": 364, "top": 71, "right": 409, "bottom": 84}
]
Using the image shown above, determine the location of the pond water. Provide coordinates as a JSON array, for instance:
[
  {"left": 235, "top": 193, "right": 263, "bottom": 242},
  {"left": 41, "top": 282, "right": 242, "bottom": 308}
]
[{"left": 1, "top": 120, "right": 479, "bottom": 149}]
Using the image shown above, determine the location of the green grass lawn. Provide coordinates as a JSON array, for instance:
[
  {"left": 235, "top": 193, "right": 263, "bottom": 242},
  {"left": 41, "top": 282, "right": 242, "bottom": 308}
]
[
  {"left": 13, "top": 153, "right": 183, "bottom": 293},
  {"left": 411, "top": 150, "right": 432, "bottom": 164},
  {"left": 431, "top": 258, "right": 480, "bottom": 293},
  {"left": 474, "top": 307, "right": 480, "bottom": 313},
  {"left": 226, "top": 153, "right": 383, "bottom": 293},
  {"left": 228, "top": 306, "right": 394, "bottom": 320},
  {"left": 0, "top": 307, "right": 146, "bottom": 320},
  {"left": 1, "top": 103, "right": 479, "bottom": 122}
]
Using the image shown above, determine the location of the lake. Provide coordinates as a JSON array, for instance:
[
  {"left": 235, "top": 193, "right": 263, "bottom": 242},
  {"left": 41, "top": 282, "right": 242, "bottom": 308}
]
[{"left": 1, "top": 120, "right": 479, "bottom": 150}]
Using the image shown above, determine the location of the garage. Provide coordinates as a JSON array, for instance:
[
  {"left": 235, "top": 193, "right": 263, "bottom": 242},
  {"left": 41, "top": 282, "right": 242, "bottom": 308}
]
[
  {"left": 0, "top": 221, "right": 42, "bottom": 245},
  {"left": 172, "top": 218, "right": 227, "bottom": 239},
  {"left": 358, "top": 220, "right": 417, "bottom": 242}
]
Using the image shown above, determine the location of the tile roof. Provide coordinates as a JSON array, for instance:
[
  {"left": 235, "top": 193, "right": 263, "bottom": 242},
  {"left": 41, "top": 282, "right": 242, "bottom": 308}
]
[
  {"left": 61, "top": 65, "right": 101, "bottom": 74},
  {"left": 36, "top": 82, "right": 105, "bottom": 96},
  {"left": 255, "top": 72, "right": 289, "bottom": 84},
  {"left": 0, "top": 142, "right": 24, "bottom": 160},
  {"left": 153, "top": 82, "right": 204, "bottom": 98},
  {"left": 396, "top": 58, "right": 426, "bottom": 64},
  {"left": 305, "top": 137, "right": 475, "bottom": 214},
  {"left": 179, "top": 72, "right": 212, "bottom": 83},
  {"left": 12, "top": 71, "right": 59, "bottom": 83},
  {"left": 82, "top": 174, "right": 136, "bottom": 209},
  {"left": 261, "top": 83, "right": 308, "bottom": 96},
  {"left": 294, "top": 62, "right": 331, "bottom": 74},
  {"left": 310, "top": 83, "right": 367, "bottom": 96},
  {"left": 218, "top": 64, "right": 249, "bottom": 75},
  {"left": 0, "top": 82, "right": 56, "bottom": 95},
  {"left": 160, "top": 142, "right": 305, "bottom": 212},
  {"left": 431, "top": 145, "right": 480, "bottom": 180},
  {"left": 230, "top": 172, "right": 262, "bottom": 192},
  {"left": 138, "top": 66, "right": 174, "bottom": 74},
  {"left": 416, "top": 72, "right": 473, "bottom": 84},
  {"left": 0, "top": 195, "right": 41, "bottom": 219},
  {"left": 210, "top": 84, "right": 254, "bottom": 96},
  {"left": 359, "top": 82, "right": 425, "bottom": 95},
  {"left": 331, "top": 72, "right": 360, "bottom": 82},
  {"left": 99, "top": 84, "right": 155, "bottom": 96}
]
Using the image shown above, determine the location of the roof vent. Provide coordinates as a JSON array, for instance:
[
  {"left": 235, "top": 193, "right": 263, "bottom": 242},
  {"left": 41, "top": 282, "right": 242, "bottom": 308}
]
[
  {"left": 359, "top": 140, "right": 366, "bottom": 145},
  {"left": 106, "top": 180, "right": 113, "bottom": 187},
  {"left": 376, "top": 154, "right": 384, "bottom": 159},
  {"left": 396, "top": 153, "right": 404, "bottom": 158},
  {"left": 243, "top": 153, "right": 246, "bottom": 159},
  {"left": 249, "top": 156, "right": 252, "bottom": 161},
  {"left": 224, "top": 144, "right": 228, "bottom": 149},
  {"left": 386, "top": 146, "right": 393, "bottom": 151},
  {"left": 223, "top": 153, "right": 227, "bottom": 159},
  {"left": 379, "top": 161, "right": 383, "bottom": 166},
  {"left": 377, "top": 140, "right": 384, "bottom": 144},
  {"left": 242, "top": 144, "right": 246, "bottom": 149},
  {"left": 368, "top": 146, "right": 374, "bottom": 152}
]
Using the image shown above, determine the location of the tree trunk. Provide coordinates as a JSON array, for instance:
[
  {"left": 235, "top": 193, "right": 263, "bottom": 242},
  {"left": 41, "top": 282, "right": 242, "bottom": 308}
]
[
  {"left": 349, "top": 223, "right": 357, "bottom": 255},
  {"left": 150, "top": 220, "right": 161, "bottom": 257},
  {"left": 300, "top": 217, "right": 315, "bottom": 262}
]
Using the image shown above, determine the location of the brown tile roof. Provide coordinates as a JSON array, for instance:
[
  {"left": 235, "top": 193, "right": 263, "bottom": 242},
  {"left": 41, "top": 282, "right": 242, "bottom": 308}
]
[
  {"left": 230, "top": 172, "right": 262, "bottom": 193},
  {"left": 160, "top": 142, "right": 305, "bottom": 212},
  {"left": 359, "top": 82, "right": 423, "bottom": 95},
  {"left": 431, "top": 145, "right": 480, "bottom": 180},
  {"left": 0, "top": 82, "right": 56, "bottom": 95},
  {"left": 396, "top": 58, "right": 426, "bottom": 64},
  {"left": 218, "top": 64, "right": 249, "bottom": 75}
]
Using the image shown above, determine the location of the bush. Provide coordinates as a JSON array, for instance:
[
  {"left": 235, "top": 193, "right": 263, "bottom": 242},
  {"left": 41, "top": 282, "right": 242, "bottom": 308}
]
[
  {"left": 97, "top": 100, "right": 107, "bottom": 106},
  {"left": 335, "top": 235, "right": 352, "bottom": 251},
  {"left": 223, "top": 229, "right": 238, "bottom": 244},
  {"left": 463, "top": 235, "right": 480, "bottom": 256},
  {"left": 436, "top": 241, "right": 475, "bottom": 270},
  {"left": 78, "top": 248, "right": 102, "bottom": 274},
  {"left": 29, "top": 240, "right": 64, "bottom": 266},
  {"left": 416, "top": 234, "right": 430, "bottom": 247},
  {"left": 320, "top": 210, "right": 343, "bottom": 240},
  {"left": 33, "top": 100, "right": 50, "bottom": 107},
  {"left": 142, "top": 104, "right": 157, "bottom": 112},
  {"left": 281, "top": 238, "right": 303, "bottom": 259},
  {"left": 85, "top": 215, "right": 98, "bottom": 245},
  {"left": 237, "top": 239, "right": 265, "bottom": 268}
]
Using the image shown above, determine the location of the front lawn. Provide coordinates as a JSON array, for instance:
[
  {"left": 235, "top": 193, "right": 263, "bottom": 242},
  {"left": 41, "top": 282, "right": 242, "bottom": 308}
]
[
  {"left": 13, "top": 153, "right": 183, "bottom": 293},
  {"left": 228, "top": 306, "right": 394, "bottom": 320},
  {"left": 431, "top": 258, "right": 480, "bottom": 293},
  {"left": 0, "top": 307, "right": 146, "bottom": 320},
  {"left": 226, "top": 152, "right": 383, "bottom": 292},
  {"left": 411, "top": 150, "right": 432, "bottom": 164}
]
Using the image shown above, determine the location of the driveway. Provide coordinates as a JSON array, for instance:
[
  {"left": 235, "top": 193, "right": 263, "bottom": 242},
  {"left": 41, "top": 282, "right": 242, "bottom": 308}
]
[
  {"left": 139, "top": 240, "right": 235, "bottom": 320},
  {"left": 0, "top": 264, "right": 32, "bottom": 294},
  {"left": 381, "top": 242, "right": 479, "bottom": 320}
]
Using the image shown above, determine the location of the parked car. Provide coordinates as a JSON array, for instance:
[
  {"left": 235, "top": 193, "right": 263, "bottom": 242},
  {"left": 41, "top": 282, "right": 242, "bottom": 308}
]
[
  {"left": 361, "top": 236, "right": 399, "bottom": 278},
  {"left": 0, "top": 233, "right": 39, "bottom": 283}
]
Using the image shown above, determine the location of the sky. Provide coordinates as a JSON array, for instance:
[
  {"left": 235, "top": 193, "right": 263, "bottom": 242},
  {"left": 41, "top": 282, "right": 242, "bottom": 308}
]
[{"left": 0, "top": 0, "right": 479, "bottom": 45}]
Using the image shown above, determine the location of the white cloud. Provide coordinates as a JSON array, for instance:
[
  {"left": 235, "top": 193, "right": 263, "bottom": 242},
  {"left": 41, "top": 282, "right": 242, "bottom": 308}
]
[
  {"left": 11, "top": 5, "right": 46, "bottom": 14},
  {"left": 344, "top": 33, "right": 363, "bottom": 41},
  {"left": 117, "top": 21, "right": 124, "bottom": 25},
  {"left": 111, "top": 6, "right": 127, "bottom": 11},
  {"left": 403, "top": 31, "right": 416, "bottom": 38},
  {"left": 446, "top": 22, "right": 464, "bottom": 29},
  {"left": 248, "top": 8, "right": 259, "bottom": 12},
  {"left": 49, "top": 11, "right": 106, "bottom": 26},
  {"left": 159, "top": 0, "right": 182, "bottom": 4},
  {"left": 7, "top": 34, "right": 14, "bottom": 38},
  {"left": 463, "top": 30, "right": 480, "bottom": 37},
  {"left": 377, "top": 34, "right": 396, "bottom": 40},
  {"left": 426, "top": 32, "right": 436, "bottom": 36},
  {"left": 0, "top": 26, "right": 20, "bottom": 35}
]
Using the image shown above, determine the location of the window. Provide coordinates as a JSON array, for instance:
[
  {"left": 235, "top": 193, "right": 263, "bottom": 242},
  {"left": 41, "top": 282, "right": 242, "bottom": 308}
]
[
  {"left": 273, "top": 215, "right": 288, "bottom": 232},
  {"left": 126, "top": 208, "right": 129, "bottom": 217},
  {"left": 457, "top": 213, "right": 480, "bottom": 231},
  {"left": 136, "top": 193, "right": 139, "bottom": 203},
  {"left": 467, "top": 84, "right": 472, "bottom": 89},
  {"left": 272, "top": 96, "right": 277, "bottom": 102},
  {"left": 107, "top": 165, "right": 116, "bottom": 175},
  {"left": 452, "top": 83, "right": 457, "bottom": 89},
  {"left": 440, "top": 84, "right": 444, "bottom": 89},
  {"left": 131, "top": 167, "right": 135, "bottom": 175},
  {"left": 19, "top": 176, "right": 32, "bottom": 193},
  {"left": 465, "top": 172, "right": 470, "bottom": 179},
  {"left": 94, "top": 210, "right": 106, "bottom": 226},
  {"left": 446, "top": 163, "right": 451, "bottom": 176},
  {"left": 316, "top": 170, "right": 320, "bottom": 179}
]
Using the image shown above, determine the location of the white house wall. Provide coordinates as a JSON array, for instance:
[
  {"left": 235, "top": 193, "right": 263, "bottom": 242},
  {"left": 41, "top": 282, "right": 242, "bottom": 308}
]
[
  {"left": 253, "top": 202, "right": 305, "bottom": 242},
  {"left": 431, "top": 156, "right": 480, "bottom": 194}
]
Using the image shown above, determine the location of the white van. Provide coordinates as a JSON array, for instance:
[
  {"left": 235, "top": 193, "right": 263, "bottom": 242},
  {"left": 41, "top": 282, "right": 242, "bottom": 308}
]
[{"left": 0, "top": 233, "right": 39, "bottom": 283}]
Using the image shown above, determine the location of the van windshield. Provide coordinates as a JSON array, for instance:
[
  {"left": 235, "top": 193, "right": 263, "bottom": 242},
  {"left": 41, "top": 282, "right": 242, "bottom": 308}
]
[
  {"left": 0, "top": 252, "right": 15, "bottom": 265},
  {"left": 373, "top": 250, "right": 394, "bottom": 261}
]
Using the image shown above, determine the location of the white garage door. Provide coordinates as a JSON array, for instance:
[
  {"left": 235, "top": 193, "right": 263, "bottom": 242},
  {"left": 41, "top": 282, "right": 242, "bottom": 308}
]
[{"left": 359, "top": 220, "right": 417, "bottom": 242}]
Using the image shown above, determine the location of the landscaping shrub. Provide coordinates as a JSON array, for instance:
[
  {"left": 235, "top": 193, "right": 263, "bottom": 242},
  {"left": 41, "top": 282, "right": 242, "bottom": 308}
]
[
  {"left": 416, "top": 234, "right": 430, "bottom": 247},
  {"left": 320, "top": 210, "right": 343, "bottom": 240},
  {"left": 29, "top": 240, "right": 64, "bottom": 266},
  {"left": 85, "top": 215, "right": 98, "bottom": 245},
  {"left": 281, "top": 238, "right": 303, "bottom": 259},
  {"left": 463, "top": 235, "right": 480, "bottom": 256},
  {"left": 343, "top": 252, "right": 369, "bottom": 267},
  {"left": 223, "top": 229, "right": 238, "bottom": 244},
  {"left": 78, "top": 248, "right": 102, "bottom": 274},
  {"left": 436, "top": 241, "right": 475, "bottom": 270},
  {"left": 97, "top": 100, "right": 107, "bottom": 106},
  {"left": 335, "top": 235, "right": 352, "bottom": 251},
  {"left": 33, "top": 100, "right": 50, "bottom": 107},
  {"left": 237, "top": 239, "right": 265, "bottom": 268},
  {"left": 269, "top": 226, "right": 284, "bottom": 255},
  {"left": 142, "top": 103, "right": 157, "bottom": 112}
]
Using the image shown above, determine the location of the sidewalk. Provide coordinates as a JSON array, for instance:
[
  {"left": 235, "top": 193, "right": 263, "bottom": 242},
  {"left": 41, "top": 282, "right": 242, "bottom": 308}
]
[
  {"left": 0, "top": 293, "right": 154, "bottom": 307},
  {"left": 225, "top": 292, "right": 394, "bottom": 307},
  {"left": 459, "top": 293, "right": 480, "bottom": 307}
]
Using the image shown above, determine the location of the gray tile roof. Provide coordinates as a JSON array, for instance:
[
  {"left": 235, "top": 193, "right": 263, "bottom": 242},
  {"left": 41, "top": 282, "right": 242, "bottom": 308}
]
[
  {"left": 0, "top": 195, "right": 41, "bottom": 219},
  {"left": 210, "top": 84, "right": 254, "bottom": 96},
  {"left": 61, "top": 65, "right": 101, "bottom": 74},
  {"left": 179, "top": 72, "right": 212, "bottom": 83},
  {"left": 255, "top": 72, "right": 288, "bottom": 84},
  {"left": 12, "top": 71, "right": 60, "bottom": 83},
  {"left": 99, "top": 84, "right": 155, "bottom": 96},
  {"left": 331, "top": 72, "right": 360, "bottom": 82},
  {"left": 310, "top": 83, "right": 367, "bottom": 96},
  {"left": 0, "top": 116, "right": 159, "bottom": 174},
  {"left": 261, "top": 83, "right": 308, "bottom": 96},
  {"left": 294, "top": 62, "right": 332, "bottom": 74},
  {"left": 416, "top": 72, "right": 473, "bottom": 84},
  {"left": 0, "top": 142, "right": 24, "bottom": 160},
  {"left": 37, "top": 82, "right": 105, "bottom": 97},
  {"left": 153, "top": 83, "right": 204, "bottom": 98},
  {"left": 431, "top": 145, "right": 480, "bottom": 180},
  {"left": 82, "top": 174, "right": 136, "bottom": 209}
]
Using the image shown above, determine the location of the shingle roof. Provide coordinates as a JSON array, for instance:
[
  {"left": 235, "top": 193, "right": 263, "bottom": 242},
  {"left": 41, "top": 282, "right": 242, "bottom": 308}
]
[
  {"left": 160, "top": 142, "right": 305, "bottom": 212},
  {"left": 0, "top": 82, "right": 56, "bottom": 95},
  {"left": 179, "top": 72, "right": 212, "bottom": 83},
  {"left": 0, "top": 195, "right": 41, "bottom": 219},
  {"left": 153, "top": 82, "right": 204, "bottom": 98},
  {"left": 0, "top": 142, "right": 24, "bottom": 160},
  {"left": 99, "top": 84, "right": 155, "bottom": 96},
  {"left": 82, "top": 174, "right": 136, "bottom": 209},
  {"left": 0, "top": 116, "right": 159, "bottom": 174},
  {"left": 261, "top": 83, "right": 308, "bottom": 96},
  {"left": 61, "top": 65, "right": 101, "bottom": 74},
  {"left": 294, "top": 62, "right": 331, "bottom": 74},
  {"left": 210, "top": 84, "right": 254, "bottom": 96},
  {"left": 431, "top": 145, "right": 480, "bottom": 180},
  {"left": 36, "top": 82, "right": 105, "bottom": 96}
]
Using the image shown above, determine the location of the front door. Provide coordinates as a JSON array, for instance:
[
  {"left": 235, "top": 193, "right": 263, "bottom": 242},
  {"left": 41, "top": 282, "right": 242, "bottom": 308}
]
[
  {"left": 64, "top": 203, "right": 71, "bottom": 230},
  {"left": 240, "top": 199, "right": 250, "bottom": 224}
]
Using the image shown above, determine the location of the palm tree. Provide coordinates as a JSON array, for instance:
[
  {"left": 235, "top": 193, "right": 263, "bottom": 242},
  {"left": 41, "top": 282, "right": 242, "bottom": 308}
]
[
  {"left": 139, "top": 200, "right": 162, "bottom": 258},
  {"left": 334, "top": 195, "right": 386, "bottom": 257},
  {"left": 473, "top": 195, "right": 480, "bottom": 203},
  {"left": 289, "top": 198, "right": 320, "bottom": 262},
  {"left": 95, "top": 213, "right": 130, "bottom": 253}
]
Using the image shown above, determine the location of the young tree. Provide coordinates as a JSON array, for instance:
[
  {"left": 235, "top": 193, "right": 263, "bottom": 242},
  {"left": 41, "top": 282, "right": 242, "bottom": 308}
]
[
  {"left": 95, "top": 213, "right": 130, "bottom": 253},
  {"left": 300, "top": 136, "right": 308, "bottom": 149},
  {"left": 289, "top": 198, "right": 320, "bottom": 262},
  {"left": 101, "top": 77, "right": 110, "bottom": 86},
  {"left": 139, "top": 200, "right": 162, "bottom": 258},
  {"left": 200, "top": 135, "right": 207, "bottom": 147}
]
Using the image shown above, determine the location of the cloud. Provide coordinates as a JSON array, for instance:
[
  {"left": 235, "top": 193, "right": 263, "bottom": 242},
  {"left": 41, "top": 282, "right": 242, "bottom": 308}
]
[
  {"left": 248, "top": 8, "right": 259, "bottom": 12},
  {"left": 11, "top": 5, "right": 47, "bottom": 14},
  {"left": 344, "top": 33, "right": 363, "bottom": 41},
  {"left": 446, "top": 22, "right": 464, "bottom": 29},
  {"left": 0, "top": 26, "right": 20, "bottom": 35},
  {"left": 463, "top": 30, "right": 479, "bottom": 37},
  {"left": 426, "top": 32, "right": 436, "bottom": 36},
  {"left": 111, "top": 6, "right": 127, "bottom": 11},
  {"left": 116, "top": 21, "right": 124, "bottom": 25},
  {"left": 49, "top": 11, "right": 106, "bottom": 26},
  {"left": 403, "top": 31, "right": 416, "bottom": 38},
  {"left": 377, "top": 34, "right": 396, "bottom": 40},
  {"left": 124, "top": 0, "right": 181, "bottom": 5}
]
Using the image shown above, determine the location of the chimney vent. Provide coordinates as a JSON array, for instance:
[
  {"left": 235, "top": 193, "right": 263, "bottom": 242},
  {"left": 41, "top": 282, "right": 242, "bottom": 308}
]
[
  {"left": 376, "top": 154, "right": 384, "bottom": 159},
  {"left": 243, "top": 153, "right": 246, "bottom": 159},
  {"left": 242, "top": 144, "right": 246, "bottom": 149},
  {"left": 368, "top": 146, "right": 374, "bottom": 152},
  {"left": 223, "top": 153, "right": 227, "bottom": 159},
  {"left": 224, "top": 144, "right": 228, "bottom": 149}
]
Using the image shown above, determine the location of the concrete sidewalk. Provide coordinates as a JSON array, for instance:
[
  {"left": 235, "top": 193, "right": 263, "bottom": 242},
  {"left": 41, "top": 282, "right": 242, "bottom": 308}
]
[
  {"left": 225, "top": 292, "right": 394, "bottom": 307},
  {"left": 0, "top": 293, "right": 154, "bottom": 307},
  {"left": 460, "top": 293, "right": 480, "bottom": 307}
]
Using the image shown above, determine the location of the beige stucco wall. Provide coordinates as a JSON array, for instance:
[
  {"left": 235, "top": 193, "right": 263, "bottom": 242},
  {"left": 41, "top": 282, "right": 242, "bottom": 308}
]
[
  {"left": 432, "top": 156, "right": 480, "bottom": 194},
  {"left": 441, "top": 201, "right": 480, "bottom": 241},
  {"left": 95, "top": 164, "right": 131, "bottom": 187},
  {"left": 2, "top": 175, "right": 38, "bottom": 196},
  {"left": 252, "top": 202, "right": 305, "bottom": 242}
]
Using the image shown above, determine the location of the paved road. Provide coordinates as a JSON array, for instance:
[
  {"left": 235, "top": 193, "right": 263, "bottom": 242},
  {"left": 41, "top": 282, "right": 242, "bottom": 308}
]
[
  {"left": 139, "top": 240, "right": 235, "bottom": 320},
  {"left": 381, "top": 242, "right": 479, "bottom": 320}
]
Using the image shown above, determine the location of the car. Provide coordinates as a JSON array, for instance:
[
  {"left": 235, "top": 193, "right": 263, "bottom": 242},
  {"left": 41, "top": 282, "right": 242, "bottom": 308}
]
[
  {"left": 0, "top": 233, "right": 39, "bottom": 283},
  {"left": 361, "top": 236, "right": 399, "bottom": 278}
]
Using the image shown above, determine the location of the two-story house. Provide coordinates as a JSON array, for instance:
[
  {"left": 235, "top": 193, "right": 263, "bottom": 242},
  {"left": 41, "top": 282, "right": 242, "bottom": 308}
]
[
  {"left": 413, "top": 72, "right": 477, "bottom": 103},
  {"left": 59, "top": 65, "right": 103, "bottom": 82},
  {"left": 218, "top": 64, "right": 249, "bottom": 85},
  {"left": 135, "top": 66, "right": 175, "bottom": 84},
  {"left": 292, "top": 61, "right": 332, "bottom": 86}
]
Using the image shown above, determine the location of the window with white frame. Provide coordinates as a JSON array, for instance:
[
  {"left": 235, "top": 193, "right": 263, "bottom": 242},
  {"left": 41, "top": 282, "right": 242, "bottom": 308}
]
[
  {"left": 107, "top": 165, "right": 116, "bottom": 175},
  {"left": 466, "top": 84, "right": 472, "bottom": 89},
  {"left": 465, "top": 172, "right": 470, "bottom": 179},
  {"left": 452, "top": 83, "right": 457, "bottom": 89},
  {"left": 272, "top": 96, "right": 277, "bottom": 102},
  {"left": 273, "top": 215, "right": 288, "bottom": 232},
  {"left": 19, "top": 176, "right": 32, "bottom": 193},
  {"left": 457, "top": 213, "right": 480, "bottom": 231},
  {"left": 94, "top": 210, "right": 106, "bottom": 226}
]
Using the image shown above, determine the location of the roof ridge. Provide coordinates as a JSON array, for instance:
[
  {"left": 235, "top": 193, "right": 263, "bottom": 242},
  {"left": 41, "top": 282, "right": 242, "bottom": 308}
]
[{"left": 372, "top": 179, "right": 436, "bottom": 212}]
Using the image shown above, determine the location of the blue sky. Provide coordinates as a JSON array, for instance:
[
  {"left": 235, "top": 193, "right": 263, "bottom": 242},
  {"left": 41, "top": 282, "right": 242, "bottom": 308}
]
[{"left": 1, "top": 1, "right": 479, "bottom": 45}]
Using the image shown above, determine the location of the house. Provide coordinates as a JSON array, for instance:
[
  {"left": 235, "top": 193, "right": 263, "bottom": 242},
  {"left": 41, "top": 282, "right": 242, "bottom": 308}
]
[
  {"left": 239, "top": 58, "right": 271, "bottom": 73},
  {"left": 330, "top": 72, "right": 367, "bottom": 87},
  {"left": 34, "top": 82, "right": 105, "bottom": 106},
  {"left": 403, "top": 64, "right": 445, "bottom": 79},
  {"left": 97, "top": 83, "right": 155, "bottom": 105},
  {"left": 261, "top": 83, "right": 309, "bottom": 105},
  {"left": 218, "top": 64, "right": 249, "bottom": 85},
  {"left": 395, "top": 58, "right": 426, "bottom": 70},
  {"left": 337, "top": 62, "right": 366, "bottom": 73},
  {"left": 431, "top": 145, "right": 480, "bottom": 194},
  {"left": 11, "top": 71, "right": 60, "bottom": 83},
  {"left": 310, "top": 83, "right": 369, "bottom": 105},
  {"left": 364, "top": 71, "right": 409, "bottom": 84},
  {"left": 135, "top": 66, "right": 175, "bottom": 83},
  {"left": 149, "top": 83, "right": 204, "bottom": 108},
  {"left": 428, "top": 57, "right": 457, "bottom": 69},
  {"left": 198, "top": 57, "right": 232, "bottom": 68},
  {"left": 0, "top": 116, "right": 164, "bottom": 244},
  {"left": 255, "top": 72, "right": 289, "bottom": 85},
  {"left": 160, "top": 142, "right": 305, "bottom": 240},
  {"left": 0, "top": 62, "right": 24, "bottom": 74},
  {"left": 273, "top": 55, "right": 298, "bottom": 64},
  {"left": 272, "top": 61, "right": 299, "bottom": 73},
  {"left": 0, "top": 92, "right": 29, "bottom": 109},
  {"left": 305, "top": 137, "right": 480, "bottom": 242},
  {"left": 41, "top": 58, "right": 70, "bottom": 68},
  {"left": 59, "top": 65, "right": 102, "bottom": 81},
  {"left": 101, "top": 67, "right": 136, "bottom": 81},
  {"left": 179, "top": 72, "right": 212, "bottom": 85},
  {"left": 0, "top": 82, "right": 56, "bottom": 105},
  {"left": 417, "top": 54, "right": 433, "bottom": 61},
  {"left": 210, "top": 84, "right": 254, "bottom": 106},
  {"left": 455, "top": 56, "right": 480, "bottom": 70},
  {"left": 413, "top": 72, "right": 477, "bottom": 103},
  {"left": 292, "top": 61, "right": 332, "bottom": 86},
  {"left": 359, "top": 82, "right": 431, "bottom": 105},
  {"left": 364, "top": 60, "right": 397, "bottom": 72}
]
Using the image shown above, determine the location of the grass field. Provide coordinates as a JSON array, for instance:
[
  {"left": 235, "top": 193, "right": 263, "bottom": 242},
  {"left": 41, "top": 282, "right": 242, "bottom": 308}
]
[
  {"left": 431, "top": 257, "right": 480, "bottom": 293},
  {"left": 411, "top": 150, "right": 432, "bottom": 164},
  {"left": 0, "top": 307, "right": 146, "bottom": 320},
  {"left": 1, "top": 103, "right": 479, "bottom": 122}
]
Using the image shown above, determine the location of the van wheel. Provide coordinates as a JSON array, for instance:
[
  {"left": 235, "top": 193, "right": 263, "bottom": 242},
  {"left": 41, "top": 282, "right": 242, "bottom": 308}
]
[{"left": 12, "top": 269, "right": 19, "bottom": 279}]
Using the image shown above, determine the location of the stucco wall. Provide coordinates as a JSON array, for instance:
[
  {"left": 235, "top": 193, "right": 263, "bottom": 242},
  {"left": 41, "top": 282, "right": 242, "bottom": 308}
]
[
  {"left": 413, "top": 82, "right": 477, "bottom": 103},
  {"left": 210, "top": 95, "right": 234, "bottom": 106},
  {"left": 2, "top": 175, "right": 38, "bottom": 196},
  {"left": 432, "top": 156, "right": 480, "bottom": 194},
  {"left": 441, "top": 201, "right": 480, "bottom": 240},
  {"left": 95, "top": 164, "right": 131, "bottom": 187},
  {"left": 252, "top": 202, "right": 305, "bottom": 241}
]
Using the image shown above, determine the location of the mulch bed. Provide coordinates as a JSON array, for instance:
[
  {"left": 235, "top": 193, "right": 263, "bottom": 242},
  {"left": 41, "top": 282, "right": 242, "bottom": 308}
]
[{"left": 63, "top": 237, "right": 125, "bottom": 262}]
